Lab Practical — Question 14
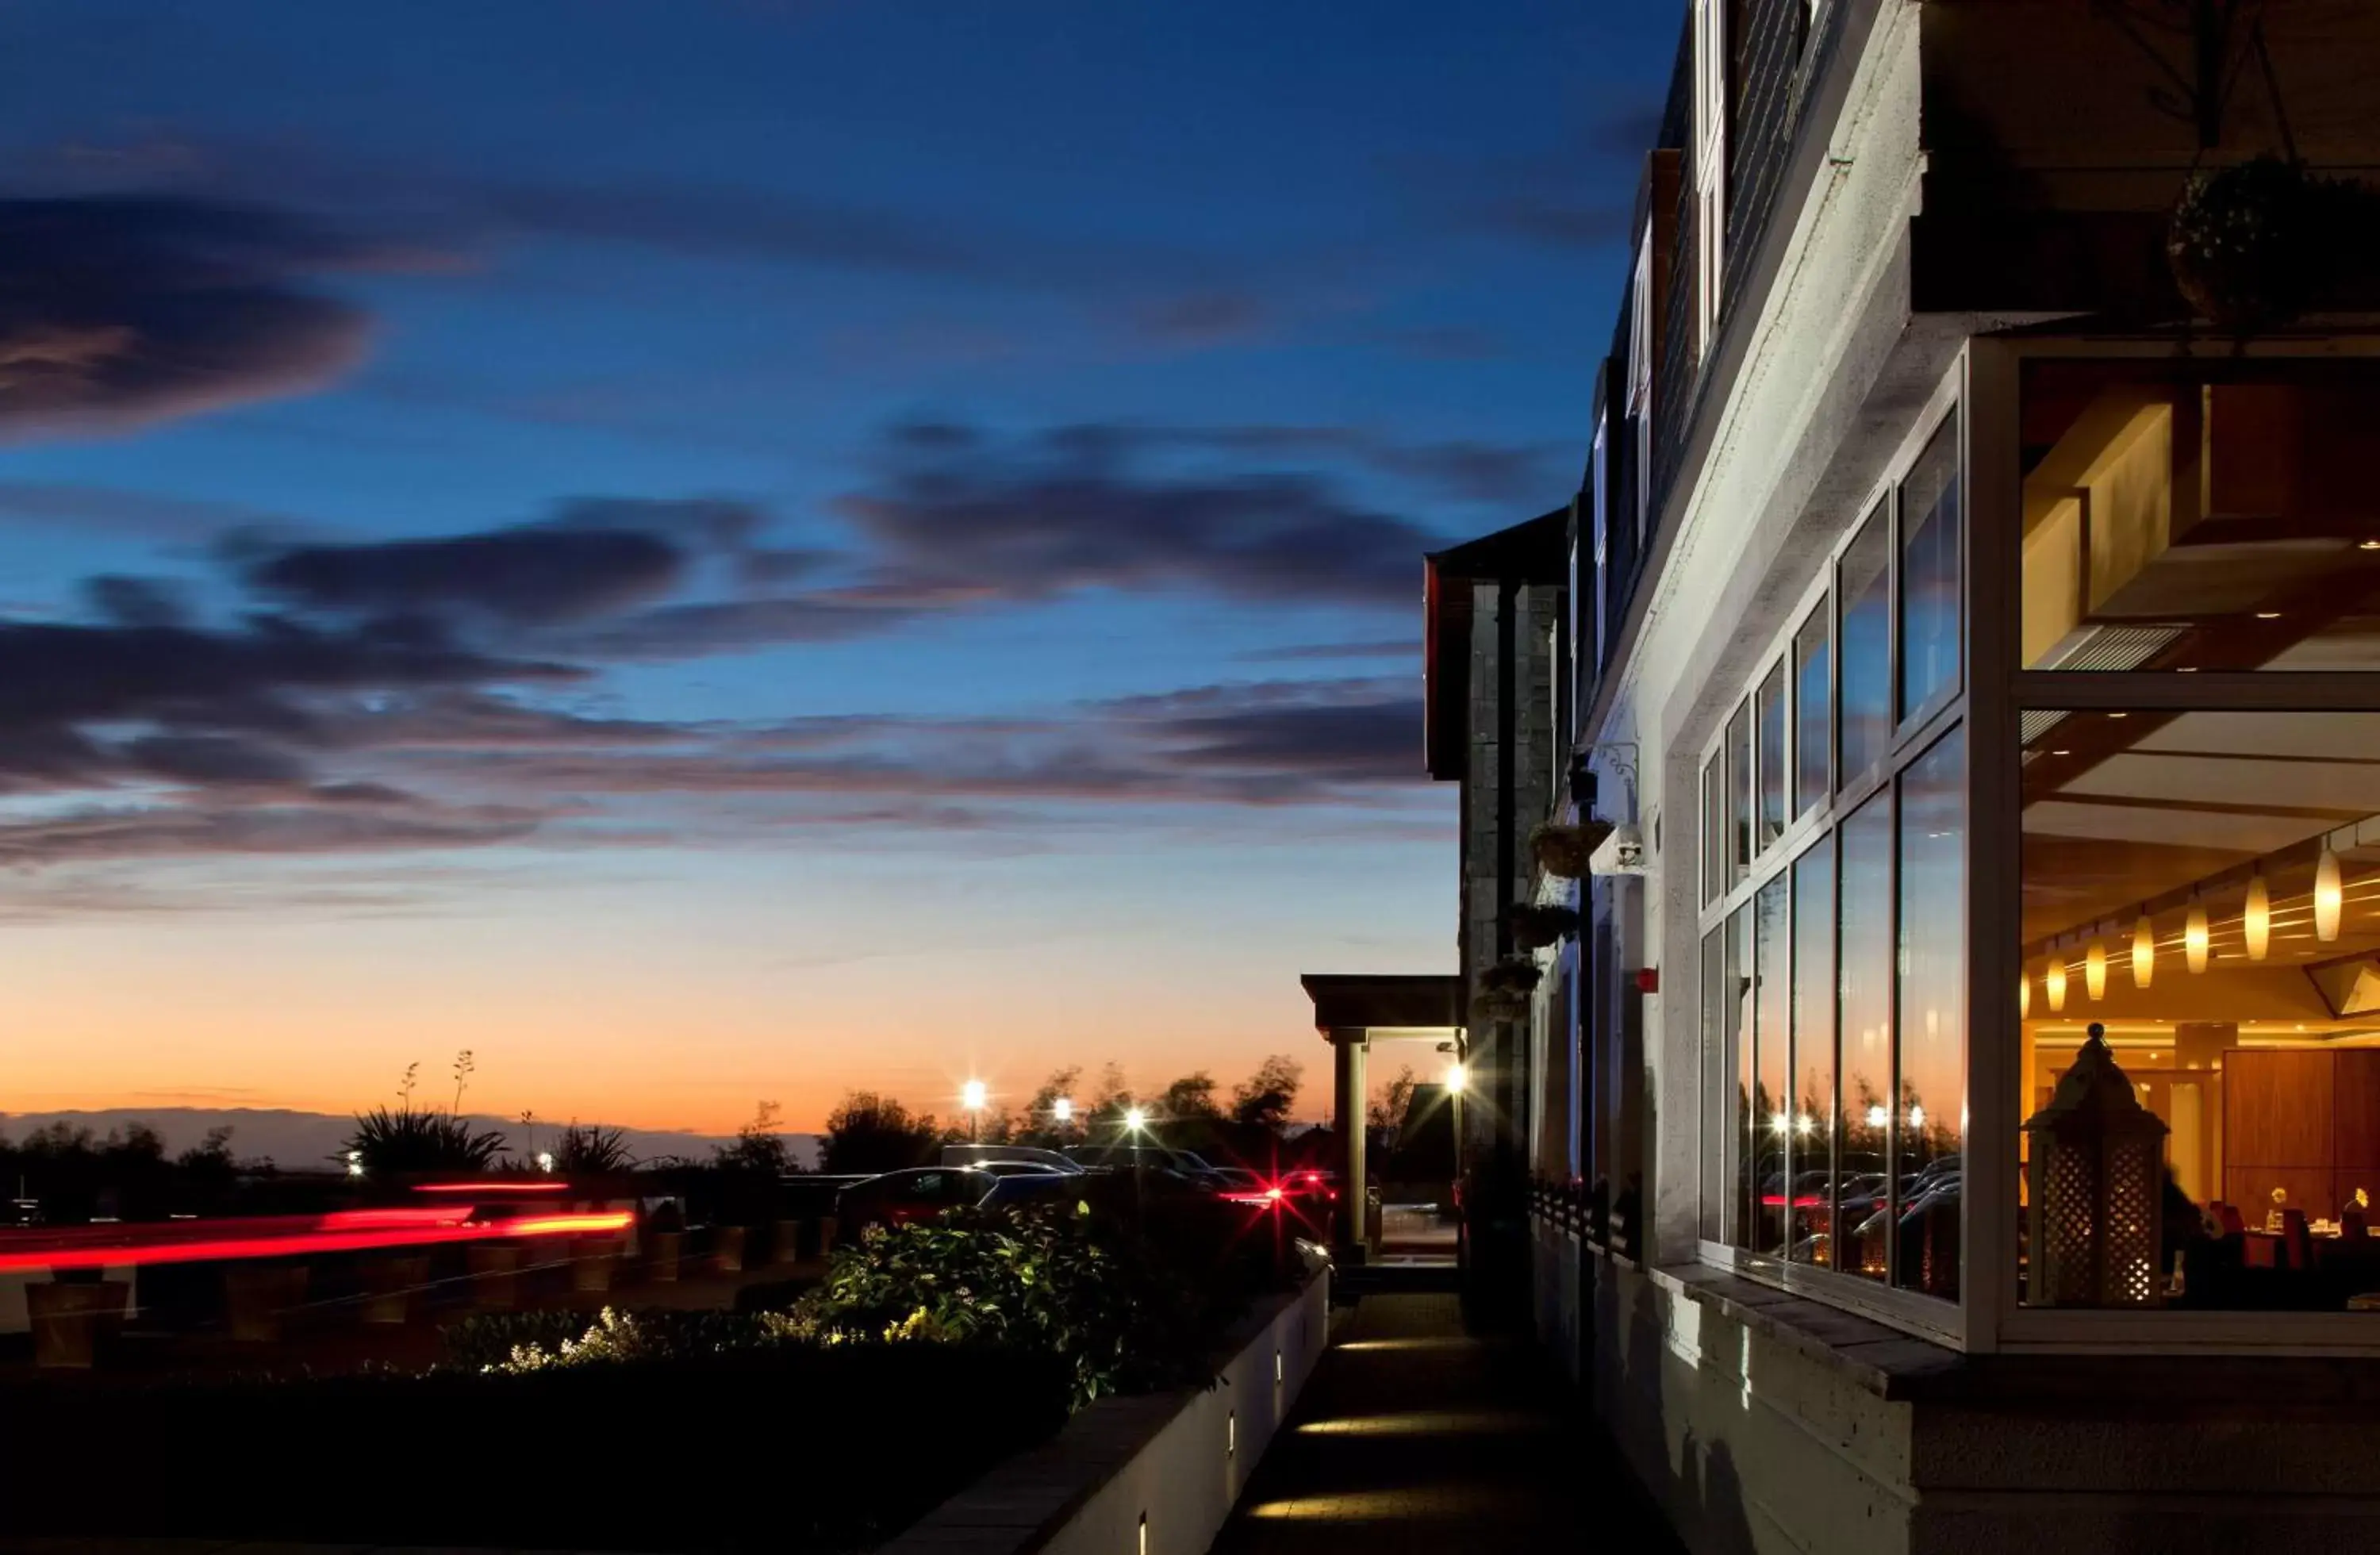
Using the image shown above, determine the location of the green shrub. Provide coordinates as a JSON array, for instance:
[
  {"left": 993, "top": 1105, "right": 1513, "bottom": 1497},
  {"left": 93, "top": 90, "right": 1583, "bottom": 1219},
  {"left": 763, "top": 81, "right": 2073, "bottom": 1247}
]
[{"left": 798, "top": 1200, "right": 1226, "bottom": 1407}]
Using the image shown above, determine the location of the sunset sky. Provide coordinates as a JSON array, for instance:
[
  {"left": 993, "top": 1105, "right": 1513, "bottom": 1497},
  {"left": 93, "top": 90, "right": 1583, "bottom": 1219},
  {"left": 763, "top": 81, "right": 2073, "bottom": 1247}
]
[{"left": 0, "top": 2, "right": 1674, "bottom": 1134}]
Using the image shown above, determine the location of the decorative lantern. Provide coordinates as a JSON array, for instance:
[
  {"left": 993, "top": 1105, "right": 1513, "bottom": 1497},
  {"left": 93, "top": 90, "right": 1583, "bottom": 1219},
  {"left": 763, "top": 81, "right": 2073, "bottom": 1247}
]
[{"left": 2022, "top": 1023, "right": 2168, "bottom": 1307}]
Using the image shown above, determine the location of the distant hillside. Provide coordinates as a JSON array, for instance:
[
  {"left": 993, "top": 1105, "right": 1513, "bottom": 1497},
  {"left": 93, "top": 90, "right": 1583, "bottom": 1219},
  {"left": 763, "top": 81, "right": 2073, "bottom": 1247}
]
[{"left": 0, "top": 1107, "right": 821, "bottom": 1172}]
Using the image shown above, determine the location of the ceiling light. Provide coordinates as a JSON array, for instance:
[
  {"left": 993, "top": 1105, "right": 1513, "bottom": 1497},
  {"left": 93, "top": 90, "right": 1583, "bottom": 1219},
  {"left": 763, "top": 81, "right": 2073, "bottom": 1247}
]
[
  {"left": 2052, "top": 749, "right": 2072, "bottom": 757},
  {"left": 2362, "top": 539, "right": 2380, "bottom": 551},
  {"left": 2187, "top": 897, "right": 2210, "bottom": 973},
  {"left": 2246, "top": 870, "right": 2272, "bottom": 962},
  {"left": 2046, "top": 954, "right": 2068, "bottom": 1012},
  {"left": 2317, "top": 843, "right": 2344, "bottom": 943},
  {"left": 2132, "top": 914, "right": 2155, "bottom": 989},
  {"left": 2020, "top": 969, "right": 2032, "bottom": 1019},
  {"left": 2255, "top": 611, "right": 2282, "bottom": 620},
  {"left": 2086, "top": 938, "right": 2109, "bottom": 1001}
]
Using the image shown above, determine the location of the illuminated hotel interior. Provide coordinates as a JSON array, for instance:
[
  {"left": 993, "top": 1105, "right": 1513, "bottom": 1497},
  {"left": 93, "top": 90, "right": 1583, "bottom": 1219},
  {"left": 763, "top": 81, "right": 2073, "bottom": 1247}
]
[{"left": 2017, "top": 358, "right": 2380, "bottom": 1307}]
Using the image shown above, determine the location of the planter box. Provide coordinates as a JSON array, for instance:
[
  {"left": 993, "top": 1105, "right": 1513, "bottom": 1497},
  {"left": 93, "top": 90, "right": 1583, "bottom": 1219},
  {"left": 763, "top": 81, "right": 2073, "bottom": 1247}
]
[
  {"left": 571, "top": 1238, "right": 620, "bottom": 1294},
  {"left": 709, "top": 1224, "right": 747, "bottom": 1274},
  {"left": 466, "top": 1243, "right": 522, "bottom": 1310},
  {"left": 877, "top": 1266, "right": 1330, "bottom": 1555},
  {"left": 27, "top": 1280, "right": 129, "bottom": 1369},
  {"left": 224, "top": 1264, "right": 309, "bottom": 1343},
  {"left": 770, "top": 1218, "right": 806, "bottom": 1266},
  {"left": 360, "top": 1254, "right": 429, "bottom": 1326},
  {"left": 645, "top": 1229, "right": 682, "bottom": 1284}
]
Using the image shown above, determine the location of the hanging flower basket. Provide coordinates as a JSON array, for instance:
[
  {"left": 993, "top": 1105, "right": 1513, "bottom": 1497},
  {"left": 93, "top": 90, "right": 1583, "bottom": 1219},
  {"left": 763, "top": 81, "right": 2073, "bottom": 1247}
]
[
  {"left": 2167, "top": 156, "right": 2376, "bottom": 336},
  {"left": 1472, "top": 989, "right": 1530, "bottom": 1024},
  {"left": 1480, "top": 957, "right": 1542, "bottom": 996},
  {"left": 1530, "top": 821, "right": 1612, "bottom": 880},
  {"left": 1506, "top": 902, "right": 1580, "bottom": 951}
]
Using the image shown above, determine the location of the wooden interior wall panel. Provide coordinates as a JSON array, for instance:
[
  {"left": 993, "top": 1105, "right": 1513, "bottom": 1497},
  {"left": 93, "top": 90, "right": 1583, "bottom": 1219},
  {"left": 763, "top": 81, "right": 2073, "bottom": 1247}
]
[
  {"left": 2332, "top": 1050, "right": 2380, "bottom": 1174},
  {"left": 2225, "top": 1048, "right": 2336, "bottom": 1170}
]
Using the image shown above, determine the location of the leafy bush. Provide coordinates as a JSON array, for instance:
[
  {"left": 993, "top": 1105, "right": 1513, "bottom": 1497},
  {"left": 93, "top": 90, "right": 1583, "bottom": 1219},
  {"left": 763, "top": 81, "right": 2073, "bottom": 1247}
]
[
  {"left": 553, "top": 1123, "right": 635, "bottom": 1174},
  {"left": 800, "top": 1198, "right": 1268, "bottom": 1407},
  {"left": 343, "top": 1105, "right": 507, "bottom": 1175}
]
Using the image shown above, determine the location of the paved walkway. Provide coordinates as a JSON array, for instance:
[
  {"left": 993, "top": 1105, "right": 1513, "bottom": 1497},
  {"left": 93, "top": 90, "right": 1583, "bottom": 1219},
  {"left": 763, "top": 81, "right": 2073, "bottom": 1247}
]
[{"left": 1210, "top": 1292, "right": 1682, "bottom": 1554}]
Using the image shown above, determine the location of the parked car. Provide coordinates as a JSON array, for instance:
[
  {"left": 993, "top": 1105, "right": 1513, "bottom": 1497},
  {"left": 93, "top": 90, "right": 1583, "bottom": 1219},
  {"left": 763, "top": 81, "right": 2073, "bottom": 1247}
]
[
  {"left": 835, "top": 1166, "right": 1070, "bottom": 1240},
  {"left": 1061, "top": 1144, "right": 1223, "bottom": 1188},
  {"left": 939, "top": 1143, "right": 1082, "bottom": 1173}
]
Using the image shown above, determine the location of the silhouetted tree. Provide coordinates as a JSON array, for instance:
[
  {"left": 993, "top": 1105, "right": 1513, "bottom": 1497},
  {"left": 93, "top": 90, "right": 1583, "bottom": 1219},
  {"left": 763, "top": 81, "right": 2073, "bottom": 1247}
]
[
  {"left": 715, "top": 1100, "right": 793, "bottom": 1175},
  {"left": 1230, "top": 1055, "right": 1303, "bottom": 1131},
  {"left": 1368, "top": 1065, "right": 1418, "bottom": 1138},
  {"left": 1159, "top": 1071, "right": 1223, "bottom": 1121},
  {"left": 1018, "top": 1066, "right": 1087, "bottom": 1147},
  {"left": 820, "top": 1091, "right": 939, "bottom": 1174}
]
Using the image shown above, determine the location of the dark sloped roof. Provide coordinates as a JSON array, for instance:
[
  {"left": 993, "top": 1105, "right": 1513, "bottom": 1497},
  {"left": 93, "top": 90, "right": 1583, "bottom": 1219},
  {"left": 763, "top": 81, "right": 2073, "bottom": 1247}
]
[{"left": 1299, "top": 973, "right": 1462, "bottom": 1037}]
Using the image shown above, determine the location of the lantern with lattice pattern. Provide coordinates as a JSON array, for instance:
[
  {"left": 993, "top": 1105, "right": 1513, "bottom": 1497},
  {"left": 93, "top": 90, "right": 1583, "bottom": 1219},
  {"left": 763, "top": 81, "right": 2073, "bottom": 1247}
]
[{"left": 2023, "top": 1023, "right": 2167, "bottom": 1307}]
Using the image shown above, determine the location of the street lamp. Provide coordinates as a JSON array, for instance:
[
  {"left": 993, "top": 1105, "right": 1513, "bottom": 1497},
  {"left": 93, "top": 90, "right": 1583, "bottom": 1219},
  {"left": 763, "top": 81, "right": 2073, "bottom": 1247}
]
[
  {"left": 345, "top": 1150, "right": 364, "bottom": 1180},
  {"left": 1052, "top": 1096, "right": 1074, "bottom": 1123},
  {"left": 962, "top": 1079, "right": 988, "bottom": 1142},
  {"left": 1442, "top": 1062, "right": 1466, "bottom": 1096},
  {"left": 1123, "top": 1105, "right": 1148, "bottom": 1133}
]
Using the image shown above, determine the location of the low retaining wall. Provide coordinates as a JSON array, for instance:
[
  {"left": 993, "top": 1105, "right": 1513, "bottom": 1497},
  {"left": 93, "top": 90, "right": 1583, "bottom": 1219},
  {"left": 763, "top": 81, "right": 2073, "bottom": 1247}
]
[{"left": 879, "top": 1267, "right": 1331, "bottom": 1555}]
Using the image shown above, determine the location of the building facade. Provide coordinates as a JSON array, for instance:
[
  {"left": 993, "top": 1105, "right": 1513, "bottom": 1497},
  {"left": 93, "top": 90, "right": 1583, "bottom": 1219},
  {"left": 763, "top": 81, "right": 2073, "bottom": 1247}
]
[{"left": 1422, "top": 2, "right": 2380, "bottom": 1549}]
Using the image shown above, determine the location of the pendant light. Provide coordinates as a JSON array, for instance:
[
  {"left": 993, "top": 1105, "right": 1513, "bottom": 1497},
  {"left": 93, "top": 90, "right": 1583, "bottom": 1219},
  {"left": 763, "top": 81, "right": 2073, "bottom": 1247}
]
[
  {"left": 2132, "top": 913, "right": 2155, "bottom": 989},
  {"left": 2186, "top": 893, "right": 2210, "bottom": 974},
  {"left": 2245, "top": 869, "right": 2271, "bottom": 962},
  {"left": 2086, "top": 938, "right": 2108, "bottom": 1002},
  {"left": 2046, "top": 953, "right": 2068, "bottom": 1012},
  {"left": 2020, "top": 969, "right": 2033, "bottom": 1019},
  {"left": 2317, "top": 842, "right": 2344, "bottom": 943}
]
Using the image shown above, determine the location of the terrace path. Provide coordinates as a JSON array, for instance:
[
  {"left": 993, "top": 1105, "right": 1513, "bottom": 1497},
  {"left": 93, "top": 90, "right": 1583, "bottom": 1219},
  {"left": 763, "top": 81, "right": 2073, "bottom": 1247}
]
[{"left": 1207, "top": 1291, "right": 1682, "bottom": 1554}]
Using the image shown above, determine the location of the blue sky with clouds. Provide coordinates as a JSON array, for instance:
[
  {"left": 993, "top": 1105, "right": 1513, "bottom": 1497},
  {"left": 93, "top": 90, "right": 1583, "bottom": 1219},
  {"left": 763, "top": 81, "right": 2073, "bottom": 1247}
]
[{"left": 0, "top": 0, "right": 1678, "bottom": 1130}]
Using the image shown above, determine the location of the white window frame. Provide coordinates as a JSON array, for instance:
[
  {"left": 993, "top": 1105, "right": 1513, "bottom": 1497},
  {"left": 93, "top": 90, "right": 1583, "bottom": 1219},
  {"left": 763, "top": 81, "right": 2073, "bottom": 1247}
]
[
  {"left": 1691, "top": 361, "right": 1970, "bottom": 1350},
  {"left": 1692, "top": 0, "right": 1727, "bottom": 358},
  {"left": 1628, "top": 228, "right": 1656, "bottom": 543}
]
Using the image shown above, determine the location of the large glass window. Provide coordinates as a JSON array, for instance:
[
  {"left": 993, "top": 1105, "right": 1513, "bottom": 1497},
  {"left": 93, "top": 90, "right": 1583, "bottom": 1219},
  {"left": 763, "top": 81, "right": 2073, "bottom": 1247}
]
[
  {"left": 1791, "top": 840, "right": 1836, "bottom": 1265},
  {"left": 1752, "top": 874, "right": 1791, "bottom": 1255},
  {"left": 1700, "top": 923, "right": 1727, "bottom": 1244},
  {"left": 1725, "top": 905, "right": 1751, "bottom": 1248},
  {"left": 1839, "top": 504, "right": 1891, "bottom": 785},
  {"left": 1838, "top": 793, "right": 1894, "bottom": 1284},
  {"left": 1702, "top": 751, "right": 1725, "bottom": 907},
  {"left": 1894, "top": 728, "right": 1965, "bottom": 1300},
  {"left": 1794, "top": 602, "right": 1829, "bottom": 816},
  {"left": 1726, "top": 700, "right": 1752, "bottom": 889},
  {"left": 2017, "top": 361, "right": 2380, "bottom": 673},
  {"left": 2018, "top": 708, "right": 2380, "bottom": 1314},
  {"left": 1756, "top": 658, "right": 1788, "bottom": 852},
  {"left": 1898, "top": 413, "right": 1962, "bottom": 722}
]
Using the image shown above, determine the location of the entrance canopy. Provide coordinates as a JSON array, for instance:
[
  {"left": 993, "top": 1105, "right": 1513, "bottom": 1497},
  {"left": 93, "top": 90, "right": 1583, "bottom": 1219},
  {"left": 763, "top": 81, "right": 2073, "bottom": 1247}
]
[
  {"left": 1300, "top": 973, "right": 1461, "bottom": 1039},
  {"left": 1299, "top": 973, "right": 1462, "bottom": 1260}
]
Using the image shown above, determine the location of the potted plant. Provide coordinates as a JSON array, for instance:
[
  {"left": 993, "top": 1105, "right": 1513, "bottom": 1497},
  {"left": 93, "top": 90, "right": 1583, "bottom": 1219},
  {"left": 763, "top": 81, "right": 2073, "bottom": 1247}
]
[
  {"left": 1530, "top": 821, "right": 1611, "bottom": 880},
  {"left": 25, "top": 1279, "right": 128, "bottom": 1369},
  {"left": 1480, "top": 957, "right": 1543, "bottom": 996},
  {"left": 643, "top": 1200, "right": 685, "bottom": 1283},
  {"left": 1506, "top": 902, "right": 1580, "bottom": 951},
  {"left": 2167, "top": 156, "right": 2378, "bottom": 336}
]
